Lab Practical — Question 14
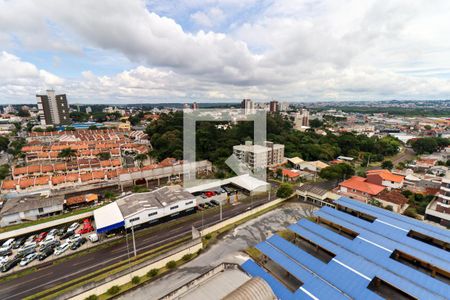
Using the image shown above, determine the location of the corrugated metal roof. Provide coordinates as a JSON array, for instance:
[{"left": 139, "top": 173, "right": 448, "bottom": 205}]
[{"left": 241, "top": 197, "right": 450, "bottom": 300}]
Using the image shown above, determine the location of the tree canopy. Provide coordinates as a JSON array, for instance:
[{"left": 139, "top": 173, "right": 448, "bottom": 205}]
[{"left": 319, "top": 163, "right": 355, "bottom": 180}]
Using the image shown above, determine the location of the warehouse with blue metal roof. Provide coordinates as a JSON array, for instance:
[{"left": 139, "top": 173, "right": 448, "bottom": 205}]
[{"left": 241, "top": 197, "right": 450, "bottom": 300}]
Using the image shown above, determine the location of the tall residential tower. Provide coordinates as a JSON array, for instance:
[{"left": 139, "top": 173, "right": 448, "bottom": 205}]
[{"left": 36, "top": 90, "right": 71, "bottom": 125}]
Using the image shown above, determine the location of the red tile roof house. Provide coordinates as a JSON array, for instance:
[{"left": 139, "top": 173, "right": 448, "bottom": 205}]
[
  {"left": 337, "top": 176, "right": 385, "bottom": 203},
  {"left": 282, "top": 169, "right": 301, "bottom": 182},
  {"left": 366, "top": 169, "right": 405, "bottom": 190},
  {"left": 373, "top": 190, "right": 409, "bottom": 213}
]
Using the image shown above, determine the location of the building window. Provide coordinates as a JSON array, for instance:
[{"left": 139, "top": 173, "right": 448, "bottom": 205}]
[
  {"left": 185, "top": 201, "right": 193, "bottom": 205},
  {"left": 170, "top": 205, "right": 179, "bottom": 210},
  {"left": 148, "top": 212, "right": 157, "bottom": 217},
  {"left": 38, "top": 208, "right": 44, "bottom": 213},
  {"left": 129, "top": 217, "right": 140, "bottom": 222}
]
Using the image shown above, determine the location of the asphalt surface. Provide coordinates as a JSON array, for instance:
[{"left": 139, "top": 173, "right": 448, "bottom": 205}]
[{"left": 0, "top": 194, "right": 277, "bottom": 300}]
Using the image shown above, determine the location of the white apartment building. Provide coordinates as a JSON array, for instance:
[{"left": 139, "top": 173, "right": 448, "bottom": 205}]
[{"left": 233, "top": 141, "right": 284, "bottom": 170}]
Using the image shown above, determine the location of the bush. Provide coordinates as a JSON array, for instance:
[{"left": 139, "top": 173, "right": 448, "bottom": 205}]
[
  {"left": 107, "top": 285, "right": 120, "bottom": 295},
  {"left": 131, "top": 276, "right": 141, "bottom": 285},
  {"left": 276, "top": 183, "right": 293, "bottom": 198},
  {"left": 85, "top": 295, "right": 98, "bottom": 300},
  {"left": 147, "top": 268, "right": 159, "bottom": 278},
  {"left": 182, "top": 253, "right": 193, "bottom": 261},
  {"left": 204, "top": 234, "right": 212, "bottom": 240},
  {"left": 384, "top": 205, "right": 394, "bottom": 211},
  {"left": 166, "top": 260, "right": 177, "bottom": 269},
  {"left": 403, "top": 207, "right": 418, "bottom": 219}
]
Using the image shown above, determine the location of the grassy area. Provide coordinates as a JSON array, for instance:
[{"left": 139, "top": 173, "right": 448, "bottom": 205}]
[
  {"left": 95, "top": 251, "right": 200, "bottom": 300},
  {"left": 0, "top": 206, "right": 101, "bottom": 234},
  {"left": 25, "top": 236, "right": 192, "bottom": 300}
]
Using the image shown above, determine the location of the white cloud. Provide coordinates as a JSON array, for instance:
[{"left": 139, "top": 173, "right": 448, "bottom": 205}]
[{"left": 1, "top": 0, "right": 450, "bottom": 103}]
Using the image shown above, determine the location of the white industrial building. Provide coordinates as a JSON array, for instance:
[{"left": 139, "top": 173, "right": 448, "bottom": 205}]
[{"left": 94, "top": 185, "right": 196, "bottom": 232}]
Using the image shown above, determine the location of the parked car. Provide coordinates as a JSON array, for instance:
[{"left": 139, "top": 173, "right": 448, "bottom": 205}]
[
  {"left": 35, "top": 232, "right": 48, "bottom": 243},
  {"left": 68, "top": 222, "right": 80, "bottom": 232},
  {"left": 12, "top": 237, "right": 27, "bottom": 249},
  {"left": 88, "top": 233, "right": 99, "bottom": 243},
  {"left": 24, "top": 235, "right": 37, "bottom": 245},
  {"left": 205, "top": 191, "right": 215, "bottom": 198},
  {"left": 17, "top": 243, "right": 37, "bottom": 257},
  {"left": 54, "top": 243, "right": 70, "bottom": 256},
  {"left": 61, "top": 230, "right": 75, "bottom": 240},
  {"left": 48, "top": 229, "right": 58, "bottom": 236},
  {"left": 0, "top": 248, "right": 12, "bottom": 257},
  {"left": 56, "top": 227, "right": 66, "bottom": 236},
  {"left": 77, "top": 219, "right": 94, "bottom": 234},
  {"left": 67, "top": 234, "right": 81, "bottom": 244},
  {"left": 198, "top": 203, "right": 206, "bottom": 209},
  {"left": 219, "top": 188, "right": 226, "bottom": 194},
  {"left": 20, "top": 253, "right": 38, "bottom": 267},
  {"left": 200, "top": 194, "right": 208, "bottom": 199},
  {"left": 210, "top": 199, "right": 220, "bottom": 206},
  {"left": 0, "top": 256, "right": 9, "bottom": 266},
  {"left": 70, "top": 237, "right": 87, "bottom": 250},
  {"left": 38, "top": 247, "right": 54, "bottom": 261},
  {"left": 1, "top": 238, "right": 14, "bottom": 249},
  {"left": 203, "top": 202, "right": 212, "bottom": 208},
  {"left": 40, "top": 238, "right": 60, "bottom": 251},
  {"left": 196, "top": 205, "right": 204, "bottom": 211},
  {"left": 1, "top": 258, "right": 21, "bottom": 272}
]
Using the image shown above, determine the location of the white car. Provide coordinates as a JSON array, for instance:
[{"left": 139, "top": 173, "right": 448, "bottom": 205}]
[
  {"left": 88, "top": 233, "right": 99, "bottom": 243},
  {"left": 54, "top": 243, "right": 69, "bottom": 256},
  {"left": 39, "top": 236, "right": 57, "bottom": 249},
  {"left": 0, "top": 256, "right": 9, "bottom": 265},
  {"left": 68, "top": 222, "right": 80, "bottom": 232},
  {"left": 47, "top": 229, "right": 58, "bottom": 236},
  {"left": 66, "top": 234, "right": 81, "bottom": 244},
  {"left": 1, "top": 238, "right": 14, "bottom": 249},
  {"left": 20, "top": 253, "right": 38, "bottom": 267}
]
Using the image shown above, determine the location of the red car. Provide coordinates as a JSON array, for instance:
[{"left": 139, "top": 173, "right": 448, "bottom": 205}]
[
  {"left": 77, "top": 219, "right": 94, "bottom": 234},
  {"left": 204, "top": 191, "right": 215, "bottom": 198},
  {"left": 35, "top": 232, "right": 48, "bottom": 243}
]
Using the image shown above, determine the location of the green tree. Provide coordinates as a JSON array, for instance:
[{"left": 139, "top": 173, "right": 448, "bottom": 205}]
[
  {"left": 107, "top": 285, "right": 120, "bottom": 295},
  {"left": 58, "top": 148, "right": 77, "bottom": 160},
  {"left": 97, "top": 152, "right": 111, "bottom": 161},
  {"left": 381, "top": 160, "right": 394, "bottom": 170},
  {"left": 131, "top": 276, "right": 141, "bottom": 285},
  {"left": 135, "top": 153, "right": 147, "bottom": 167},
  {"left": 319, "top": 163, "right": 355, "bottom": 181},
  {"left": 0, "top": 165, "right": 10, "bottom": 180},
  {"left": 88, "top": 125, "right": 98, "bottom": 130},
  {"left": 309, "top": 119, "right": 323, "bottom": 128},
  {"left": 276, "top": 183, "right": 294, "bottom": 198},
  {"left": 0, "top": 136, "right": 9, "bottom": 152}
]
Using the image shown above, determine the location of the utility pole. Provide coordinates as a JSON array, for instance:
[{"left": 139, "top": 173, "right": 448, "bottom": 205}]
[
  {"left": 219, "top": 201, "right": 223, "bottom": 221},
  {"left": 130, "top": 221, "right": 137, "bottom": 257}
]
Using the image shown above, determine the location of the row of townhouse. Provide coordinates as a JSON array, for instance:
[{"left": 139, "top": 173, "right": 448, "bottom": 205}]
[
  {"left": 27, "top": 129, "right": 130, "bottom": 142},
  {"left": 1, "top": 158, "right": 199, "bottom": 194},
  {"left": 12, "top": 158, "right": 122, "bottom": 179}
]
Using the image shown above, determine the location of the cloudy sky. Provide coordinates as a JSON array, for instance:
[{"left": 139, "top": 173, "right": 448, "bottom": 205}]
[{"left": 1, "top": 0, "right": 450, "bottom": 104}]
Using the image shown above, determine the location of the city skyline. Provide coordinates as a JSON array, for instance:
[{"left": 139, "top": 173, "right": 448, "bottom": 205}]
[{"left": 1, "top": 0, "right": 450, "bottom": 104}]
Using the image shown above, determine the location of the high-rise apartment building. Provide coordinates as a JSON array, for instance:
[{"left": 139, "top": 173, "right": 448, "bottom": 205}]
[
  {"left": 233, "top": 141, "right": 284, "bottom": 170},
  {"left": 36, "top": 90, "right": 71, "bottom": 125},
  {"left": 269, "top": 100, "right": 279, "bottom": 113},
  {"left": 241, "top": 99, "right": 254, "bottom": 115},
  {"left": 425, "top": 174, "right": 450, "bottom": 226}
]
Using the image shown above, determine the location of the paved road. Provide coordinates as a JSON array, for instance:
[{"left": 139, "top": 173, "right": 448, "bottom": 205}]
[
  {"left": 121, "top": 202, "right": 317, "bottom": 300},
  {"left": 0, "top": 194, "right": 276, "bottom": 300},
  {"left": 392, "top": 147, "right": 415, "bottom": 165}
]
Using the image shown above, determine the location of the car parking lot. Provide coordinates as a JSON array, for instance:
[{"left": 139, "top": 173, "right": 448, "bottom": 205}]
[
  {"left": 0, "top": 218, "right": 99, "bottom": 274},
  {"left": 194, "top": 187, "right": 248, "bottom": 211}
]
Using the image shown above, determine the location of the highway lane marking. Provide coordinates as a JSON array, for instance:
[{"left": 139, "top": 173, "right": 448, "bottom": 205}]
[
  {"left": 0, "top": 271, "right": 53, "bottom": 292},
  {"left": 2, "top": 232, "right": 190, "bottom": 300}
]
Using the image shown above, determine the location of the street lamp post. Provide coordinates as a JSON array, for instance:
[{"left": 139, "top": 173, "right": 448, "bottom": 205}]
[
  {"left": 130, "top": 221, "right": 137, "bottom": 257},
  {"left": 219, "top": 201, "right": 223, "bottom": 221}
]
